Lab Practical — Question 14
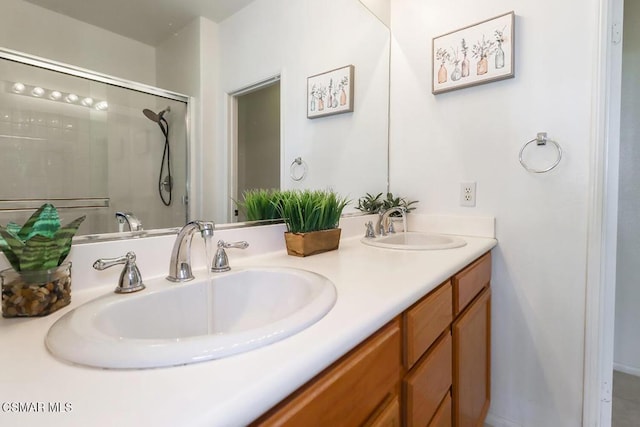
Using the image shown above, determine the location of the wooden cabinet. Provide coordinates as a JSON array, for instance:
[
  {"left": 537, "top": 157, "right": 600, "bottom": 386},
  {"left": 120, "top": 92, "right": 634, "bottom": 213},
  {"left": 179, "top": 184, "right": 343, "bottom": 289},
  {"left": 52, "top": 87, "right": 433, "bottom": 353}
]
[
  {"left": 452, "top": 287, "right": 491, "bottom": 427},
  {"left": 252, "top": 319, "right": 402, "bottom": 427},
  {"left": 252, "top": 251, "right": 491, "bottom": 427}
]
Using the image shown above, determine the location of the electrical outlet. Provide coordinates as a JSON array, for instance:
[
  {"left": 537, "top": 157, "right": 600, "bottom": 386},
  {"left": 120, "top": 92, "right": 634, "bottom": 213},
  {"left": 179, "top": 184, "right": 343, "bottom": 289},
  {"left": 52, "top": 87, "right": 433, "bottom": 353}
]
[{"left": 460, "top": 182, "right": 476, "bottom": 207}]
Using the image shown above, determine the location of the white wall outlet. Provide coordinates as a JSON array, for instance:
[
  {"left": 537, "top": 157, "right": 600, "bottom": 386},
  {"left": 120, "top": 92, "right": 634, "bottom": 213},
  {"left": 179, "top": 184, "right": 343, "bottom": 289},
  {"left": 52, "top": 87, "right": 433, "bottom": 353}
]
[{"left": 460, "top": 182, "right": 476, "bottom": 207}]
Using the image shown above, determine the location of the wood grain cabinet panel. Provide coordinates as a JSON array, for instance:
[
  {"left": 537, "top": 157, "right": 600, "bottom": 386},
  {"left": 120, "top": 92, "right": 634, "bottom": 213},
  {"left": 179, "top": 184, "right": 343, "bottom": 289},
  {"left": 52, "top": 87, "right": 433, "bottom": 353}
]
[
  {"left": 404, "top": 281, "right": 453, "bottom": 369},
  {"left": 404, "top": 333, "right": 452, "bottom": 427},
  {"left": 429, "top": 393, "right": 452, "bottom": 427},
  {"left": 253, "top": 319, "right": 402, "bottom": 427},
  {"left": 365, "top": 395, "right": 401, "bottom": 427},
  {"left": 452, "top": 287, "right": 491, "bottom": 427},
  {"left": 452, "top": 252, "right": 491, "bottom": 315}
]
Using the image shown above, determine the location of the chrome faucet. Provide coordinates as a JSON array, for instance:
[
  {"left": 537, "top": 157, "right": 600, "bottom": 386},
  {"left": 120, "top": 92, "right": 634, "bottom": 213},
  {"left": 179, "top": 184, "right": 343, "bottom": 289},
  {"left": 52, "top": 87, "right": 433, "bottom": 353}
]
[
  {"left": 115, "top": 211, "right": 143, "bottom": 232},
  {"left": 167, "top": 220, "right": 214, "bottom": 282},
  {"left": 375, "top": 207, "right": 407, "bottom": 236}
]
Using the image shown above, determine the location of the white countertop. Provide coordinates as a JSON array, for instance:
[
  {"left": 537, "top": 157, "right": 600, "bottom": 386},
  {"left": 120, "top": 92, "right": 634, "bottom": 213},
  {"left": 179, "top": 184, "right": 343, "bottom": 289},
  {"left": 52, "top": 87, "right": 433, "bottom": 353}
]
[{"left": 0, "top": 228, "right": 496, "bottom": 427}]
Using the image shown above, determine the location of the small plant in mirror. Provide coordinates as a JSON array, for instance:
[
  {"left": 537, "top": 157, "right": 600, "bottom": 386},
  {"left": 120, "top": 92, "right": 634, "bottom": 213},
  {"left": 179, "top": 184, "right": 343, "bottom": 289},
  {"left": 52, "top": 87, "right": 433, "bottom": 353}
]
[
  {"left": 235, "top": 189, "right": 284, "bottom": 222},
  {"left": 356, "top": 192, "right": 419, "bottom": 217}
]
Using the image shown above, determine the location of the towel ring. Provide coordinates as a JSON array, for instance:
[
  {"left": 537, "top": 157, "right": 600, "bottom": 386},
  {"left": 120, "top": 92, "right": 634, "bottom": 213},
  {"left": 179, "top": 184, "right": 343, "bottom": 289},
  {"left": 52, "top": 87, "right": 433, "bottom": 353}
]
[
  {"left": 519, "top": 132, "right": 562, "bottom": 173},
  {"left": 290, "top": 157, "right": 308, "bottom": 181}
]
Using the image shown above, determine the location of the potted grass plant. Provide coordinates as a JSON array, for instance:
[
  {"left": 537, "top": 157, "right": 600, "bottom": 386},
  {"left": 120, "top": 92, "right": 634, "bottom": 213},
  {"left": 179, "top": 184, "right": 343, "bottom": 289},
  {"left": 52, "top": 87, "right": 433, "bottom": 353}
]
[
  {"left": 0, "top": 203, "right": 85, "bottom": 317},
  {"left": 276, "top": 189, "right": 349, "bottom": 257}
]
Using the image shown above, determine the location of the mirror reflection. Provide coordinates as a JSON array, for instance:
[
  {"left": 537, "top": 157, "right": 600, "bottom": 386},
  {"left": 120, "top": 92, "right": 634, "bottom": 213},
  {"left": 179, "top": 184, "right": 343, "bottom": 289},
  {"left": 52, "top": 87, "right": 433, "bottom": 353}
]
[
  {"left": 0, "top": 54, "right": 189, "bottom": 235},
  {"left": 217, "top": 0, "right": 390, "bottom": 223},
  {"left": 0, "top": 0, "right": 390, "bottom": 238}
]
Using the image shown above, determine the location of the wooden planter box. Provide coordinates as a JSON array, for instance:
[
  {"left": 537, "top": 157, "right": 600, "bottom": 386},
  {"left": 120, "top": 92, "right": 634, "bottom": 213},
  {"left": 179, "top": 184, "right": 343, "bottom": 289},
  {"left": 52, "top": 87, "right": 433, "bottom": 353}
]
[{"left": 284, "top": 228, "right": 341, "bottom": 257}]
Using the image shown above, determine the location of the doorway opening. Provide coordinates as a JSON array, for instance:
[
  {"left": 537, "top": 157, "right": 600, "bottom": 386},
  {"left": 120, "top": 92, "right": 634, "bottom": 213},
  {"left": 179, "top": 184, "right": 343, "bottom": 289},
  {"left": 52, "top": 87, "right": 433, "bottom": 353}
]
[{"left": 229, "top": 77, "right": 281, "bottom": 222}]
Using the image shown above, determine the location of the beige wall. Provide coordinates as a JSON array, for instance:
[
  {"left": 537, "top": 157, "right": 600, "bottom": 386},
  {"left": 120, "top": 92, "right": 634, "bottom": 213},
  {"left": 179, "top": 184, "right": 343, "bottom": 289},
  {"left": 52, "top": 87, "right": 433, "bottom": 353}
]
[{"left": 0, "top": 0, "right": 156, "bottom": 85}]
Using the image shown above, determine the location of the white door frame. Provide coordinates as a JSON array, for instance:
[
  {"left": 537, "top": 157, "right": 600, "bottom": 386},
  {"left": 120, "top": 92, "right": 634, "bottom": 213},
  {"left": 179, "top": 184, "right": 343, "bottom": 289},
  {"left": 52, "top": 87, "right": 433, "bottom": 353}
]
[
  {"left": 583, "top": 0, "right": 624, "bottom": 425},
  {"left": 226, "top": 75, "right": 281, "bottom": 222}
]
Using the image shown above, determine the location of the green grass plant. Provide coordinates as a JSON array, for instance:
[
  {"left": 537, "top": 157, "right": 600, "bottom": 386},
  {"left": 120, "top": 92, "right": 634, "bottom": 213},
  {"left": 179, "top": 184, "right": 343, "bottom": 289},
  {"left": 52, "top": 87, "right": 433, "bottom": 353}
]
[
  {"left": 276, "top": 190, "right": 349, "bottom": 234},
  {"left": 237, "top": 189, "right": 284, "bottom": 221}
]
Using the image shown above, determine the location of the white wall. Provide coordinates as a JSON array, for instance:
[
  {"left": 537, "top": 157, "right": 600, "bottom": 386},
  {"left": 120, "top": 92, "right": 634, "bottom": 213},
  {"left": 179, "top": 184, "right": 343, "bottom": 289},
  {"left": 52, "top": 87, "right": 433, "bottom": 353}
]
[
  {"left": 390, "top": 1, "right": 597, "bottom": 425},
  {"left": 614, "top": 0, "right": 640, "bottom": 376},
  {"left": 0, "top": 0, "right": 156, "bottom": 85}
]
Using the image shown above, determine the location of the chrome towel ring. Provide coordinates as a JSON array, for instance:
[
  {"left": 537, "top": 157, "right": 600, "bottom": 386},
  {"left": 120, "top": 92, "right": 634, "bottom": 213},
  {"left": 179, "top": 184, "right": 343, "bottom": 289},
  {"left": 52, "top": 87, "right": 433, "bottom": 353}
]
[
  {"left": 519, "top": 132, "right": 562, "bottom": 173},
  {"left": 290, "top": 157, "right": 308, "bottom": 181}
]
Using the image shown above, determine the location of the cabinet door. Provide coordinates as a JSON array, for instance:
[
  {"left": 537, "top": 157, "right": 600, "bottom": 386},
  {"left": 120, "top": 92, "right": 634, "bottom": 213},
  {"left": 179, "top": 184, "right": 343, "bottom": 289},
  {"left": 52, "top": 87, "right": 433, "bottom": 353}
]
[
  {"left": 452, "top": 287, "right": 491, "bottom": 427},
  {"left": 253, "top": 319, "right": 402, "bottom": 427}
]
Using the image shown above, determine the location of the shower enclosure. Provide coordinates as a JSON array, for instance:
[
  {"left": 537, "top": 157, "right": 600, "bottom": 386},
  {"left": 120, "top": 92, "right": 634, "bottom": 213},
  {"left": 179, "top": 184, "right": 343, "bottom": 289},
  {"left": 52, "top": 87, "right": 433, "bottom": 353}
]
[{"left": 0, "top": 48, "right": 189, "bottom": 236}]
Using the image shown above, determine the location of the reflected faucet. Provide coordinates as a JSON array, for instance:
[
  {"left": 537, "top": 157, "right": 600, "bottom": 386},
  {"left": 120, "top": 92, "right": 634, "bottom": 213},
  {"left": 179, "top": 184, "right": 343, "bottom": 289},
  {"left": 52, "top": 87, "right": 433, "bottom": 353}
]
[
  {"left": 375, "top": 207, "right": 407, "bottom": 236},
  {"left": 115, "top": 212, "right": 143, "bottom": 232},
  {"left": 167, "top": 220, "right": 215, "bottom": 282}
]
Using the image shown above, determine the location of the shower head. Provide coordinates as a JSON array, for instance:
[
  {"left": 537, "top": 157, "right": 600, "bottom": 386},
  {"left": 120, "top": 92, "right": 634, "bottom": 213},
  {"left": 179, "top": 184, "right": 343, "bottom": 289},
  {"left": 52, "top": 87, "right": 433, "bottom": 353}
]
[{"left": 143, "top": 106, "right": 170, "bottom": 123}]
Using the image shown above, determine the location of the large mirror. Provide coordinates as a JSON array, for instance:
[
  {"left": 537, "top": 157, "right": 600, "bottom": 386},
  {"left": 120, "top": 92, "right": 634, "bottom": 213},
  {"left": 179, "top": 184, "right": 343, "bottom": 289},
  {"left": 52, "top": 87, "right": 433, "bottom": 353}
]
[
  {"left": 0, "top": 0, "right": 390, "bottom": 239},
  {"left": 0, "top": 51, "right": 190, "bottom": 236}
]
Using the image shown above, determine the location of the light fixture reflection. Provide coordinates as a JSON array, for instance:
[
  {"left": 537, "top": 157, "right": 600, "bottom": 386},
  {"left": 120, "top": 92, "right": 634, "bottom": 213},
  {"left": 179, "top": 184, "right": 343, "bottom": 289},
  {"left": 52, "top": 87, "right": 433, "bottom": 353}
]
[
  {"left": 8, "top": 82, "right": 107, "bottom": 111},
  {"left": 12, "top": 82, "right": 25, "bottom": 93},
  {"left": 31, "top": 87, "right": 45, "bottom": 97}
]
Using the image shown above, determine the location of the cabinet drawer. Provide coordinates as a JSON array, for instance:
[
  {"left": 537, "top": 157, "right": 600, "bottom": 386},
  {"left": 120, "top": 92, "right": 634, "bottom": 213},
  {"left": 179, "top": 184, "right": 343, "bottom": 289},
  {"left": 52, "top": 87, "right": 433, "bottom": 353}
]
[
  {"left": 253, "top": 319, "right": 402, "bottom": 427},
  {"left": 404, "top": 281, "right": 452, "bottom": 369},
  {"left": 453, "top": 252, "right": 491, "bottom": 315},
  {"left": 429, "top": 393, "right": 452, "bottom": 427},
  {"left": 404, "top": 332, "right": 452, "bottom": 427}
]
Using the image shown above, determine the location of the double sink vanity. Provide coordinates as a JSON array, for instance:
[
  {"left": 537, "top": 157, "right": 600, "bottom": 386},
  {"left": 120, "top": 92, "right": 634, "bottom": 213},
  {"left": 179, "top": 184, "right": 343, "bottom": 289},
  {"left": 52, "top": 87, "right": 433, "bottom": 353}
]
[{"left": 0, "top": 214, "right": 496, "bottom": 427}]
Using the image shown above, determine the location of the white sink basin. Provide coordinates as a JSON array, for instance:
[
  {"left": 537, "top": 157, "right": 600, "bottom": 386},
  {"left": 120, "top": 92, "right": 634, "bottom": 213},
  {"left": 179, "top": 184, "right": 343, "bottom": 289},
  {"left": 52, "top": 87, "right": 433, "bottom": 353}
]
[
  {"left": 46, "top": 267, "right": 337, "bottom": 369},
  {"left": 361, "top": 232, "right": 467, "bottom": 250}
]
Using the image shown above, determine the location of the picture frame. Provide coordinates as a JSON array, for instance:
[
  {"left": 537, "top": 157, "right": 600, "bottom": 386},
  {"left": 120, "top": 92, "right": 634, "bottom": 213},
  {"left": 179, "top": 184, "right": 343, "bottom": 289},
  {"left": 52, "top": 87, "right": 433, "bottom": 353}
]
[
  {"left": 432, "top": 11, "right": 514, "bottom": 94},
  {"left": 307, "top": 65, "right": 354, "bottom": 119}
]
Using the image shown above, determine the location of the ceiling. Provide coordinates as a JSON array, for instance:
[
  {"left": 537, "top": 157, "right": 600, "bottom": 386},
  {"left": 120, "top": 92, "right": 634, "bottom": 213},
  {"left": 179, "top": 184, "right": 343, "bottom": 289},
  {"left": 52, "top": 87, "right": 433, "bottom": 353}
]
[{"left": 24, "top": 0, "right": 256, "bottom": 46}]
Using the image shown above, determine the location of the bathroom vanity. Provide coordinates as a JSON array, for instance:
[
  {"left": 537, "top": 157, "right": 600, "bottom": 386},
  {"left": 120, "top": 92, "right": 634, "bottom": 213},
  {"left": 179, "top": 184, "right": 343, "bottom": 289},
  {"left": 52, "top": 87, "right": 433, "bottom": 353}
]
[
  {"left": 0, "top": 215, "right": 496, "bottom": 427},
  {"left": 252, "top": 252, "right": 491, "bottom": 427}
]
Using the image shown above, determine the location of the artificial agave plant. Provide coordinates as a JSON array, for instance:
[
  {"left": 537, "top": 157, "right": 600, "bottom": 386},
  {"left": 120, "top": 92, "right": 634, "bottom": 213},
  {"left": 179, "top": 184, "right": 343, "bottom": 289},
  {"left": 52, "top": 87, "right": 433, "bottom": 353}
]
[{"left": 0, "top": 204, "right": 85, "bottom": 272}]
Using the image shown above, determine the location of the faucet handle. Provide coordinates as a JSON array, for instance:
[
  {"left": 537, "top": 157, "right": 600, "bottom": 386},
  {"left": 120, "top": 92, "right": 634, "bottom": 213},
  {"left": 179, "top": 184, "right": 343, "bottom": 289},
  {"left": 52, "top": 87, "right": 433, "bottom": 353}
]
[
  {"left": 211, "top": 240, "right": 249, "bottom": 273},
  {"left": 93, "top": 251, "right": 145, "bottom": 294},
  {"left": 364, "top": 221, "right": 376, "bottom": 238}
]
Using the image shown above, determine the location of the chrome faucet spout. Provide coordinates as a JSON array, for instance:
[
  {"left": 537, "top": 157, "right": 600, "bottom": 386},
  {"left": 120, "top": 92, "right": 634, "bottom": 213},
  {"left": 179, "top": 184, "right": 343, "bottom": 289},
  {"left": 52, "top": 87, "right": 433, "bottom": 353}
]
[
  {"left": 376, "top": 207, "right": 407, "bottom": 236},
  {"left": 167, "top": 220, "right": 214, "bottom": 282},
  {"left": 115, "top": 211, "right": 143, "bottom": 232}
]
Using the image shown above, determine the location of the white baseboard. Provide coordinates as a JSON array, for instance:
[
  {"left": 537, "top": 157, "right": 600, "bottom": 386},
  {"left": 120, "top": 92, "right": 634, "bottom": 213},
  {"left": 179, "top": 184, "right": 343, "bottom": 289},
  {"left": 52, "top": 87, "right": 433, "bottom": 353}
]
[
  {"left": 485, "top": 412, "right": 522, "bottom": 427},
  {"left": 613, "top": 362, "right": 640, "bottom": 377}
]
